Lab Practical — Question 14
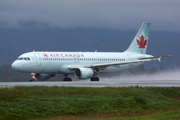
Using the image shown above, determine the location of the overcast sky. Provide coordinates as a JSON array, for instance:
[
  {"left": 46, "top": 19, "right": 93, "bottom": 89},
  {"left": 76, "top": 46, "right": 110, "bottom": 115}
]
[{"left": 0, "top": 0, "right": 180, "bottom": 32}]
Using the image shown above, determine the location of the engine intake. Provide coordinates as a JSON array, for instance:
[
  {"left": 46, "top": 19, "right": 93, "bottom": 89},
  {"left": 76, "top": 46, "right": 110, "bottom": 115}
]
[{"left": 74, "top": 68, "right": 94, "bottom": 79}]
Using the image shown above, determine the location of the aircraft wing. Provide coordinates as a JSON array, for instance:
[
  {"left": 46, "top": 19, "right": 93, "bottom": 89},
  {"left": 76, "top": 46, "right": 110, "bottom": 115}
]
[
  {"left": 138, "top": 55, "right": 172, "bottom": 61},
  {"left": 70, "top": 55, "right": 172, "bottom": 69}
]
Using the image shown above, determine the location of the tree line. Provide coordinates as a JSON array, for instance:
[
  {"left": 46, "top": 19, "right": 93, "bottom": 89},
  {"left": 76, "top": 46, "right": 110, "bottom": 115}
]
[{"left": 0, "top": 64, "right": 30, "bottom": 82}]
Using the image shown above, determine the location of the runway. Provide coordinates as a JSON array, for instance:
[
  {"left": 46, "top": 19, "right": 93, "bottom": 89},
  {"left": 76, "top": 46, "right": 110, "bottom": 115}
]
[{"left": 1, "top": 80, "right": 180, "bottom": 88}]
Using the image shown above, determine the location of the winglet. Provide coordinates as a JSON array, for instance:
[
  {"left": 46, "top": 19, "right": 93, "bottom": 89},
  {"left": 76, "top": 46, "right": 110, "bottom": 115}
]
[
  {"left": 158, "top": 56, "right": 162, "bottom": 62},
  {"left": 138, "top": 55, "right": 172, "bottom": 62}
]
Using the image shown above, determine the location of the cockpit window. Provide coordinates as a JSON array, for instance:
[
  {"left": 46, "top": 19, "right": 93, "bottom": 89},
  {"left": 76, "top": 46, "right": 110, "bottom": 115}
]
[
  {"left": 18, "top": 57, "right": 23, "bottom": 60},
  {"left": 17, "top": 57, "right": 30, "bottom": 61}
]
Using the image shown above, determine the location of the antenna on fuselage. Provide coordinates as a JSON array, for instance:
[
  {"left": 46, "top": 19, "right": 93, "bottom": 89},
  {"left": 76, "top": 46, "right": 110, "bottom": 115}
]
[
  {"left": 33, "top": 50, "right": 35, "bottom": 52},
  {"left": 95, "top": 50, "right": 97, "bottom": 52}
]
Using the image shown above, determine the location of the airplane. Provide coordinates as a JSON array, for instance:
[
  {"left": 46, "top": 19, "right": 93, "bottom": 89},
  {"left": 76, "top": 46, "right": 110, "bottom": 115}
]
[{"left": 11, "top": 23, "right": 171, "bottom": 82}]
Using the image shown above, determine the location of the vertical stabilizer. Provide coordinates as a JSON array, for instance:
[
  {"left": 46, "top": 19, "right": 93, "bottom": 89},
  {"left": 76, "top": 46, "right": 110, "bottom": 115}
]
[{"left": 125, "top": 23, "right": 150, "bottom": 54}]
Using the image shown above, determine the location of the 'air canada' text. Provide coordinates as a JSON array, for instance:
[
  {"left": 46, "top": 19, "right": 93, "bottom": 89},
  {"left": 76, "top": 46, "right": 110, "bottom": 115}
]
[{"left": 43, "top": 53, "right": 85, "bottom": 58}]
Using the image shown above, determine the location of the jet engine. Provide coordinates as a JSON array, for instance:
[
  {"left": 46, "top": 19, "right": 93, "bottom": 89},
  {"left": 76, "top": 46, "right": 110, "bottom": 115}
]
[
  {"left": 31, "top": 73, "right": 55, "bottom": 81},
  {"left": 74, "top": 68, "right": 94, "bottom": 79}
]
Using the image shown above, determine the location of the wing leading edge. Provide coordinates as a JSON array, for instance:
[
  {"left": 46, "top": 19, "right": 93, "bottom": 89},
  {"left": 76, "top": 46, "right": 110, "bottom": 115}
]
[{"left": 70, "top": 55, "right": 172, "bottom": 70}]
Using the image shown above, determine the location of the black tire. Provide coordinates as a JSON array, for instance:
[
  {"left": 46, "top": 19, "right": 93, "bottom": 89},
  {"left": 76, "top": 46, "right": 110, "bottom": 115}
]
[
  {"left": 90, "top": 77, "right": 99, "bottom": 81},
  {"left": 30, "top": 79, "right": 35, "bottom": 82},
  {"left": 96, "top": 77, "right": 99, "bottom": 81},
  {"left": 63, "top": 78, "right": 72, "bottom": 81}
]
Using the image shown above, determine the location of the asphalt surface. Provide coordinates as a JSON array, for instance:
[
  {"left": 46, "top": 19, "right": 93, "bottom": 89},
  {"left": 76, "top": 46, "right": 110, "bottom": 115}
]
[{"left": 1, "top": 80, "right": 180, "bottom": 87}]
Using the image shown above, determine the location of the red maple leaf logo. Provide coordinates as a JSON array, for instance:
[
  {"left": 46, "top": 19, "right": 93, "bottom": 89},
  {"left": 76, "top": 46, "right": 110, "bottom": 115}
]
[
  {"left": 136, "top": 35, "right": 147, "bottom": 49},
  {"left": 43, "top": 53, "right": 48, "bottom": 58}
]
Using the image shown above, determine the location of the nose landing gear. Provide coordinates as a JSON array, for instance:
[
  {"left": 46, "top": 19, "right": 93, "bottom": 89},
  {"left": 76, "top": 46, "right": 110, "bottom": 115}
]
[
  {"left": 30, "top": 73, "right": 36, "bottom": 82},
  {"left": 30, "top": 79, "right": 35, "bottom": 82}
]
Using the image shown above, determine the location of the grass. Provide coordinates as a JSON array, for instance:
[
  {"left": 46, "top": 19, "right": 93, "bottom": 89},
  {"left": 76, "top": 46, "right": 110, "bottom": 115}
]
[
  {"left": 100, "top": 109, "right": 180, "bottom": 120},
  {"left": 0, "top": 86, "right": 180, "bottom": 120}
]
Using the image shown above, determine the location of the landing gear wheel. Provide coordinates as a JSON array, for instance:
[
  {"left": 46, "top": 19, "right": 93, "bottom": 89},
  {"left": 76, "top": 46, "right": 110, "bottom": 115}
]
[
  {"left": 63, "top": 78, "right": 72, "bottom": 81},
  {"left": 30, "top": 79, "right": 35, "bottom": 82},
  {"left": 90, "top": 77, "right": 99, "bottom": 81},
  {"left": 63, "top": 74, "right": 72, "bottom": 81}
]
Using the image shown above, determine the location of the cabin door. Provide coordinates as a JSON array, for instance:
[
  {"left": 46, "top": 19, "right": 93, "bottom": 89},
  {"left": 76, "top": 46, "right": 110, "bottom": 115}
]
[{"left": 34, "top": 54, "right": 42, "bottom": 66}]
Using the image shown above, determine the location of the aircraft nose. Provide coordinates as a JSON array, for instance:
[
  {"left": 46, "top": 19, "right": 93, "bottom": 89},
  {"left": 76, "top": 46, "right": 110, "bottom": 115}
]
[{"left": 11, "top": 61, "right": 19, "bottom": 70}]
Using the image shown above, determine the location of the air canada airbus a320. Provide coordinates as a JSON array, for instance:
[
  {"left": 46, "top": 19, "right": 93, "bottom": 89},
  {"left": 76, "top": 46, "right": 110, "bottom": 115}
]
[{"left": 12, "top": 23, "right": 171, "bottom": 82}]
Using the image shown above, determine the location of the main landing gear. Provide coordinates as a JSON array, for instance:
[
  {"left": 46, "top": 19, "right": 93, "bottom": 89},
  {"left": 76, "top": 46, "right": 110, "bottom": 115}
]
[
  {"left": 63, "top": 74, "right": 72, "bottom": 81},
  {"left": 90, "top": 77, "right": 99, "bottom": 81}
]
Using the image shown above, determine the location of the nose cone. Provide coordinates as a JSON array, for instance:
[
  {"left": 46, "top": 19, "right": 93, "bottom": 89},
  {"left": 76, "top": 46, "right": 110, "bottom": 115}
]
[{"left": 11, "top": 61, "right": 19, "bottom": 71}]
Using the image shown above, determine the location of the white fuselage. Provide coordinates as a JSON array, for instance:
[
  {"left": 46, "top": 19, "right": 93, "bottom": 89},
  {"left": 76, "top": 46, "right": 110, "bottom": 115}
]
[{"left": 12, "top": 51, "right": 151, "bottom": 75}]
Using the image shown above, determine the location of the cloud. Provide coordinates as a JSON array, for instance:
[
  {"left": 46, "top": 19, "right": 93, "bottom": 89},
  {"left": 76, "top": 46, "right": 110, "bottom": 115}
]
[{"left": 0, "top": 0, "right": 180, "bottom": 31}]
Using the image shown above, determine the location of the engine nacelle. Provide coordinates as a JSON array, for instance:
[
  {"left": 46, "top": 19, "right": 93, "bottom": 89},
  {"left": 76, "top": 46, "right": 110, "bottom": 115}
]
[
  {"left": 74, "top": 68, "right": 94, "bottom": 79},
  {"left": 32, "top": 73, "right": 55, "bottom": 81}
]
